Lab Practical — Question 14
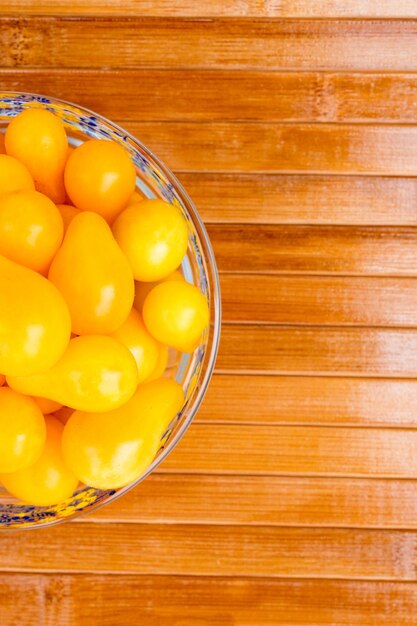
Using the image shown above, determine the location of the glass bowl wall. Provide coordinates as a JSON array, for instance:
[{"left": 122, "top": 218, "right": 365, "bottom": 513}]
[{"left": 0, "top": 92, "right": 221, "bottom": 529}]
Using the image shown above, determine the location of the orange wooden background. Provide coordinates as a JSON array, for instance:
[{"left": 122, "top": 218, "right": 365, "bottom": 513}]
[{"left": 2, "top": 2, "right": 417, "bottom": 624}]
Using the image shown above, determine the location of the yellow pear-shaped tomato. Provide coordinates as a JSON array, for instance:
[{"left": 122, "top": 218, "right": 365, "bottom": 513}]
[
  {"left": 0, "top": 254, "right": 71, "bottom": 376},
  {"left": 1, "top": 415, "right": 78, "bottom": 505},
  {"left": 0, "top": 374, "right": 4, "bottom": 386},
  {"left": 112, "top": 199, "right": 188, "bottom": 282},
  {"left": 0, "top": 190, "right": 63, "bottom": 274},
  {"left": 33, "top": 397, "right": 63, "bottom": 414},
  {"left": 64, "top": 139, "right": 136, "bottom": 223},
  {"left": 147, "top": 344, "right": 169, "bottom": 382},
  {"left": 111, "top": 308, "right": 162, "bottom": 384},
  {"left": 0, "top": 154, "right": 35, "bottom": 196},
  {"left": 134, "top": 270, "right": 184, "bottom": 312},
  {"left": 57, "top": 203, "right": 80, "bottom": 232},
  {"left": 0, "top": 387, "right": 46, "bottom": 473},
  {"left": 7, "top": 335, "right": 138, "bottom": 412},
  {"left": 48, "top": 211, "right": 134, "bottom": 335},
  {"left": 5, "top": 108, "right": 68, "bottom": 204},
  {"left": 143, "top": 281, "right": 209, "bottom": 352},
  {"left": 62, "top": 378, "right": 184, "bottom": 489}
]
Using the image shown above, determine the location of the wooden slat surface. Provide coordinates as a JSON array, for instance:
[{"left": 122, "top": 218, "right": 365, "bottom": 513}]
[
  {"left": 161, "top": 424, "right": 417, "bottom": 477},
  {"left": 220, "top": 275, "right": 417, "bottom": 326},
  {"left": 199, "top": 375, "right": 417, "bottom": 427},
  {"left": 3, "top": 18, "right": 417, "bottom": 71},
  {"left": 218, "top": 325, "right": 417, "bottom": 376},
  {"left": 210, "top": 225, "right": 417, "bottom": 275},
  {"left": 179, "top": 173, "right": 417, "bottom": 225},
  {"left": 3, "top": 574, "right": 417, "bottom": 626},
  {"left": 2, "top": 522, "right": 417, "bottom": 580},
  {"left": 87, "top": 474, "right": 417, "bottom": 529},
  {"left": 7, "top": 69, "right": 417, "bottom": 123},
  {"left": 125, "top": 122, "right": 417, "bottom": 175},
  {"left": 3, "top": 0, "right": 417, "bottom": 18},
  {"left": 3, "top": 4, "right": 417, "bottom": 625}
]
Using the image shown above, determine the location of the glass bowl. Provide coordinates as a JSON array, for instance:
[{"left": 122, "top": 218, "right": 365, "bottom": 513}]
[{"left": 0, "top": 92, "right": 221, "bottom": 530}]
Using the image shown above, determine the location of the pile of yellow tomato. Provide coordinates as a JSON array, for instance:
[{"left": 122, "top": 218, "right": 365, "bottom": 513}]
[{"left": 0, "top": 107, "right": 209, "bottom": 506}]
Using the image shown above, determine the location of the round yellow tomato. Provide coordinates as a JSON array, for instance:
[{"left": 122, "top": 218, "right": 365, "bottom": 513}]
[
  {"left": 64, "top": 139, "right": 136, "bottom": 223},
  {"left": 112, "top": 199, "right": 188, "bottom": 282},
  {"left": 1, "top": 415, "right": 78, "bottom": 505},
  {"left": 0, "top": 190, "right": 63, "bottom": 274},
  {"left": 0, "top": 387, "right": 46, "bottom": 473},
  {"left": 134, "top": 270, "right": 184, "bottom": 312},
  {"left": 62, "top": 378, "right": 184, "bottom": 489},
  {"left": 143, "top": 281, "right": 209, "bottom": 352},
  {"left": 0, "top": 154, "right": 34, "bottom": 197},
  {"left": 111, "top": 308, "right": 162, "bottom": 384},
  {"left": 5, "top": 108, "right": 68, "bottom": 204}
]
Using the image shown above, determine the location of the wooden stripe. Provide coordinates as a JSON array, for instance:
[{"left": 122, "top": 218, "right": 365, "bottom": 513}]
[
  {"left": 0, "top": 574, "right": 43, "bottom": 623},
  {"left": 220, "top": 275, "right": 417, "bottom": 326},
  {"left": 123, "top": 122, "right": 417, "bottom": 175},
  {"left": 90, "top": 474, "right": 417, "bottom": 528},
  {"left": 1, "top": 574, "right": 417, "bottom": 625},
  {"left": 208, "top": 225, "right": 417, "bottom": 275},
  {"left": 199, "top": 375, "right": 417, "bottom": 427},
  {"left": 4, "top": 118, "right": 416, "bottom": 177},
  {"left": 1, "top": 522, "right": 417, "bottom": 579},
  {"left": 179, "top": 173, "right": 417, "bottom": 226},
  {"left": 217, "top": 325, "right": 417, "bottom": 376},
  {"left": 162, "top": 424, "right": 417, "bottom": 477},
  {"left": 4, "top": 160, "right": 416, "bottom": 227},
  {"left": 3, "top": 0, "right": 417, "bottom": 18},
  {"left": 279, "top": 1, "right": 417, "bottom": 18},
  {"left": 3, "top": 18, "right": 417, "bottom": 71},
  {"left": 7, "top": 69, "right": 417, "bottom": 123},
  {"left": 1, "top": 69, "right": 322, "bottom": 122}
]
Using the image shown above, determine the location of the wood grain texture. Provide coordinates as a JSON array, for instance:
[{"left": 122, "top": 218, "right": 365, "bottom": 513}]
[
  {"left": 7, "top": 69, "right": 417, "bottom": 123},
  {"left": 3, "top": 18, "right": 417, "bottom": 71},
  {"left": 3, "top": 0, "right": 417, "bottom": 18},
  {"left": 2, "top": 522, "right": 417, "bottom": 580},
  {"left": 124, "top": 122, "right": 417, "bottom": 175},
  {"left": 162, "top": 424, "right": 417, "bottom": 477},
  {"left": 4, "top": 5, "right": 417, "bottom": 624},
  {"left": 89, "top": 474, "right": 417, "bottom": 529},
  {"left": 179, "top": 173, "right": 417, "bottom": 225},
  {"left": 220, "top": 274, "right": 417, "bottom": 326},
  {"left": 209, "top": 225, "right": 417, "bottom": 275},
  {"left": 2, "top": 574, "right": 417, "bottom": 626},
  {"left": 0, "top": 574, "right": 44, "bottom": 626},
  {"left": 199, "top": 375, "right": 417, "bottom": 427},
  {"left": 218, "top": 325, "right": 417, "bottom": 376},
  {"left": 7, "top": 119, "right": 417, "bottom": 178}
]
